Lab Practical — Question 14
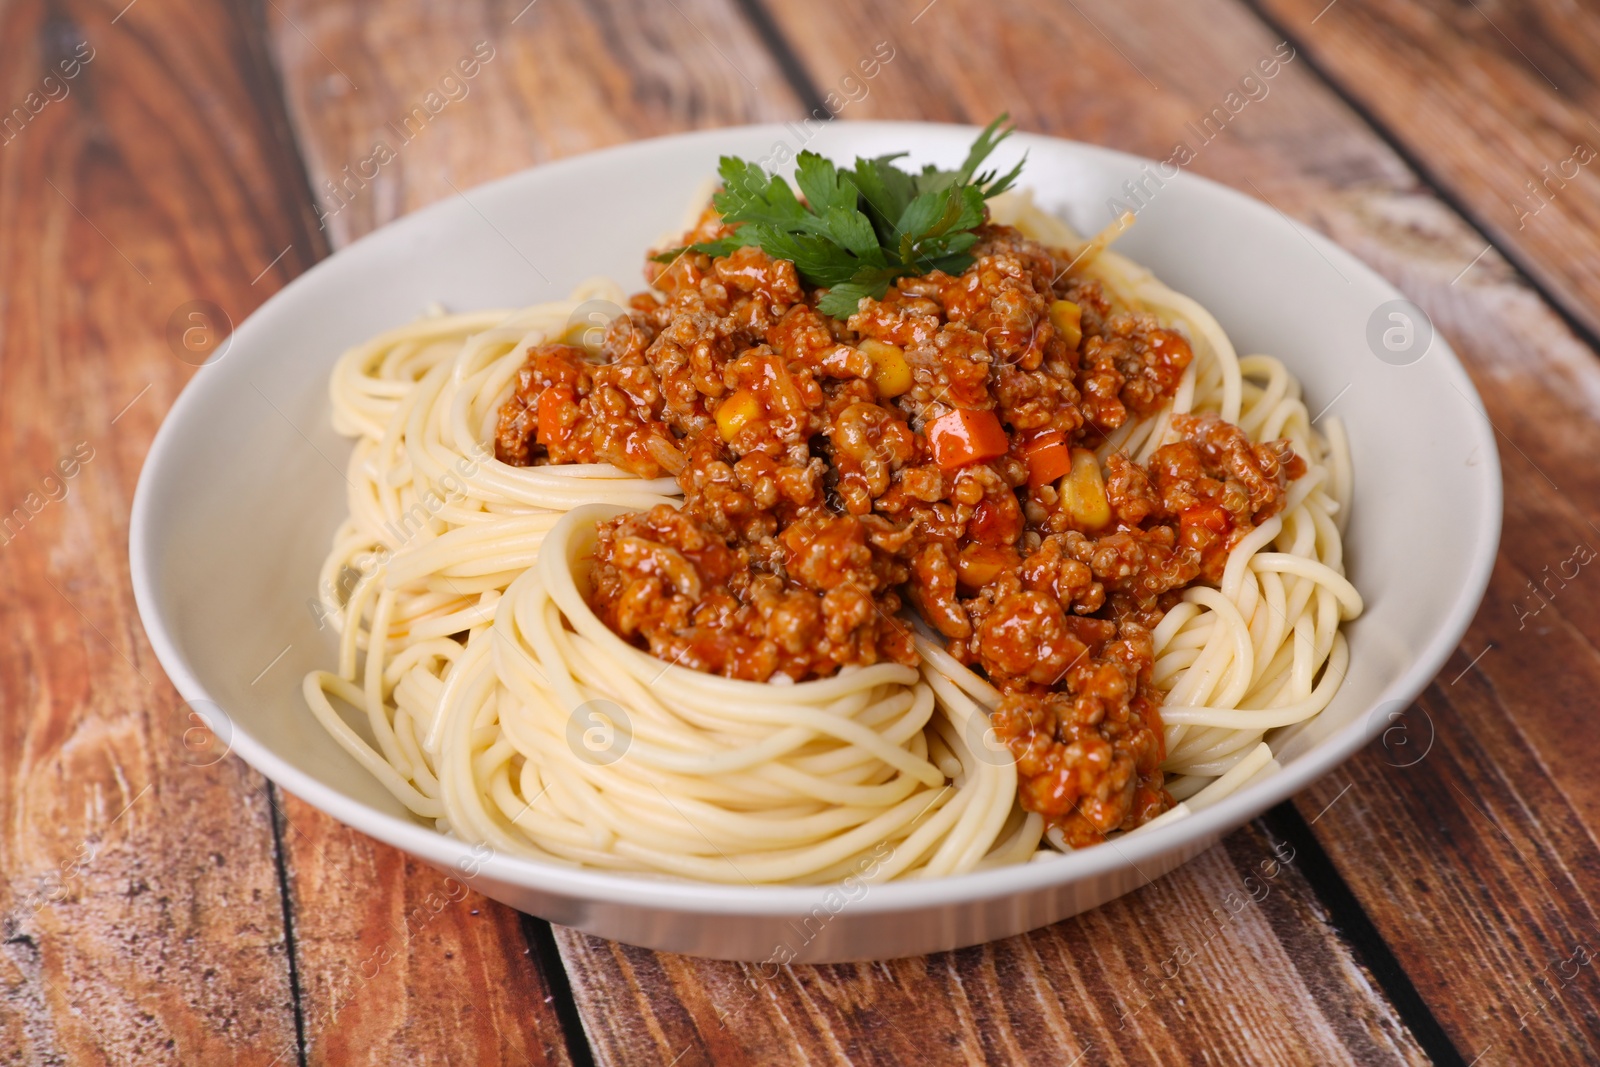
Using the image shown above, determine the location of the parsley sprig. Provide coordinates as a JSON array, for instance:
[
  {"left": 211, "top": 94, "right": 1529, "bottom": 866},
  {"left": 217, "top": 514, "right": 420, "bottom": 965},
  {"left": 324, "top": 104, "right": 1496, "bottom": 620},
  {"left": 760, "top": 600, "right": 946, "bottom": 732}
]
[{"left": 653, "top": 116, "right": 1026, "bottom": 318}]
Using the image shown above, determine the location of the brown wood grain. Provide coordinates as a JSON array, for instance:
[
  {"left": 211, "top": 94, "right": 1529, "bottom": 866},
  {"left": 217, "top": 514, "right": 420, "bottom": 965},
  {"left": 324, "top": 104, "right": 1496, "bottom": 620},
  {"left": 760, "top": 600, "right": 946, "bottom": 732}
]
[
  {"left": 1252, "top": 0, "right": 1600, "bottom": 346},
  {"left": 759, "top": 0, "right": 1600, "bottom": 1061},
  {"left": 270, "top": 791, "right": 574, "bottom": 1066},
  {"left": 268, "top": 0, "right": 804, "bottom": 246},
  {"left": 556, "top": 823, "right": 1424, "bottom": 1066},
  {"left": 1285, "top": 236, "right": 1600, "bottom": 1061},
  {"left": 18, "top": 0, "right": 1597, "bottom": 1062},
  {"left": 259, "top": 0, "right": 805, "bottom": 1063},
  {"left": 261, "top": 0, "right": 1445, "bottom": 1064},
  {"left": 0, "top": 0, "right": 323, "bottom": 1062}
]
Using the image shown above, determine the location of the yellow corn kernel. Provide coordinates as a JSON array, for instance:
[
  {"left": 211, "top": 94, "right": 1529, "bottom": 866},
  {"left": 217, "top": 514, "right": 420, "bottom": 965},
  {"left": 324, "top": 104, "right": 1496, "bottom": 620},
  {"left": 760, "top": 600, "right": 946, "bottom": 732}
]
[
  {"left": 716, "top": 389, "right": 760, "bottom": 441},
  {"left": 1049, "top": 300, "right": 1083, "bottom": 350},
  {"left": 1060, "top": 447, "right": 1110, "bottom": 530},
  {"left": 860, "top": 338, "right": 912, "bottom": 397}
]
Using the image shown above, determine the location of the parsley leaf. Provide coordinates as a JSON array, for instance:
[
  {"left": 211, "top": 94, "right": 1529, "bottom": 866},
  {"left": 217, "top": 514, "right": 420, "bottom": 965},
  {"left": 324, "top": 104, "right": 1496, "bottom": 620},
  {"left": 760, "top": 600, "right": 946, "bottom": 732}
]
[{"left": 652, "top": 114, "right": 1025, "bottom": 319}]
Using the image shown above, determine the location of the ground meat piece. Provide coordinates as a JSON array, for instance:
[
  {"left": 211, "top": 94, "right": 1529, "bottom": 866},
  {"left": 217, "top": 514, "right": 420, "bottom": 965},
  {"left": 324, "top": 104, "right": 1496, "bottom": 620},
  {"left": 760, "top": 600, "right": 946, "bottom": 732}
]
[
  {"left": 779, "top": 510, "right": 877, "bottom": 593},
  {"left": 719, "top": 347, "right": 828, "bottom": 456},
  {"left": 974, "top": 589, "right": 1085, "bottom": 686},
  {"left": 1080, "top": 526, "right": 1201, "bottom": 607},
  {"left": 1162, "top": 412, "right": 1294, "bottom": 519},
  {"left": 589, "top": 505, "right": 914, "bottom": 681},
  {"left": 1019, "top": 534, "right": 1101, "bottom": 609},
  {"left": 494, "top": 344, "right": 596, "bottom": 466},
  {"left": 714, "top": 244, "right": 804, "bottom": 307},
  {"left": 990, "top": 619, "right": 1166, "bottom": 844},
  {"left": 1104, "top": 451, "right": 1157, "bottom": 525},
  {"left": 908, "top": 540, "right": 969, "bottom": 640},
  {"left": 966, "top": 485, "right": 1025, "bottom": 545},
  {"left": 768, "top": 303, "right": 865, "bottom": 377},
  {"left": 1146, "top": 412, "right": 1297, "bottom": 581},
  {"left": 993, "top": 361, "right": 1085, "bottom": 437},
  {"left": 585, "top": 363, "right": 675, "bottom": 475},
  {"left": 827, "top": 398, "right": 915, "bottom": 515},
  {"left": 1076, "top": 339, "right": 1129, "bottom": 431},
  {"left": 1072, "top": 294, "right": 1194, "bottom": 430}
]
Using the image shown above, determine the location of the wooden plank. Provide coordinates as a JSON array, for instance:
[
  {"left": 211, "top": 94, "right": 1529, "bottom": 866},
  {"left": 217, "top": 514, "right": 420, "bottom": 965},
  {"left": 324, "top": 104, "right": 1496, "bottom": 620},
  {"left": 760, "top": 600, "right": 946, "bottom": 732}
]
[
  {"left": 263, "top": 0, "right": 1437, "bottom": 1062},
  {"left": 1289, "top": 276, "right": 1600, "bottom": 1061},
  {"left": 260, "top": 0, "right": 804, "bottom": 1062},
  {"left": 556, "top": 822, "right": 1423, "bottom": 1066},
  {"left": 269, "top": 0, "right": 805, "bottom": 246},
  {"left": 255, "top": 0, "right": 1600, "bottom": 1063},
  {"left": 761, "top": 0, "right": 1600, "bottom": 1061},
  {"left": 266, "top": 795, "right": 575, "bottom": 1067},
  {"left": 0, "top": 0, "right": 326, "bottom": 1062},
  {"left": 1253, "top": 0, "right": 1600, "bottom": 343}
]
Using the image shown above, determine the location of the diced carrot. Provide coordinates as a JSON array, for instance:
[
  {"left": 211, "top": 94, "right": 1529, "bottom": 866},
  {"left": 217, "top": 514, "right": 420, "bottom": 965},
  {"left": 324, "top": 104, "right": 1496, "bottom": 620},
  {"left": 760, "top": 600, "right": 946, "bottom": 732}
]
[
  {"left": 1023, "top": 429, "right": 1073, "bottom": 488},
  {"left": 926, "top": 408, "right": 1009, "bottom": 470},
  {"left": 1181, "top": 502, "right": 1231, "bottom": 535}
]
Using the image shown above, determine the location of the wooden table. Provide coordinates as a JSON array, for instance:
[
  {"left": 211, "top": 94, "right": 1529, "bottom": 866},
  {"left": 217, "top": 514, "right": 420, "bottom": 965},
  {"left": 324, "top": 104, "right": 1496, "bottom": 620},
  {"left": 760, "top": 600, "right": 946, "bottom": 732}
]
[{"left": 5, "top": 0, "right": 1599, "bottom": 1062}]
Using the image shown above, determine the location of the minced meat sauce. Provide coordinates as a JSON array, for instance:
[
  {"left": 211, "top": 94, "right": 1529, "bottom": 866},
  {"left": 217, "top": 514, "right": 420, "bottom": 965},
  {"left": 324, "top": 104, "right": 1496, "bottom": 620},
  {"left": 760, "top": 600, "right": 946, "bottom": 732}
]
[{"left": 494, "top": 202, "right": 1303, "bottom": 845}]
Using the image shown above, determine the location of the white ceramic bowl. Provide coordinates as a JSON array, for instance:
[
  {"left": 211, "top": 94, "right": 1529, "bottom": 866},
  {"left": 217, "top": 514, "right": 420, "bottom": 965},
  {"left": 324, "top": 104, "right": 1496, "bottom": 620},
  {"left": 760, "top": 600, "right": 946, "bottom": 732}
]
[{"left": 130, "top": 122, "right": 1500, "bottom": 961}]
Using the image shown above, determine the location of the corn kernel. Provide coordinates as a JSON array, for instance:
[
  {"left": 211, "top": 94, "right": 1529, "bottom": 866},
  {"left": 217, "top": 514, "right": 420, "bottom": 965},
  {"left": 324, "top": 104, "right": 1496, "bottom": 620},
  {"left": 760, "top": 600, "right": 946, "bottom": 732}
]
[
  {"left": 860, "top": 339, "right": 912, "bottom": 397},
  {"left": 1049, "top": 300, "right": 1083, "bottom": 350},
  {"left": 958, "top": 543, "right": 1015, "bottom": 591},
  {"left": 1060, "top": 448, "right": 1110, "bottom": 530},
  {"left": 716, "top": 389, "right": 760, "bottom": 442}
]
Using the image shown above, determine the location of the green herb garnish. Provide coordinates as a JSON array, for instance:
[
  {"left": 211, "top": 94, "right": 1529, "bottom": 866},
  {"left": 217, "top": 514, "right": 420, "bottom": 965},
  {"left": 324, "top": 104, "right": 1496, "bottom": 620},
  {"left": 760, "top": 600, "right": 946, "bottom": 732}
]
[{"left": 653, "top": 115, "right": 1026, "bottom": 318}]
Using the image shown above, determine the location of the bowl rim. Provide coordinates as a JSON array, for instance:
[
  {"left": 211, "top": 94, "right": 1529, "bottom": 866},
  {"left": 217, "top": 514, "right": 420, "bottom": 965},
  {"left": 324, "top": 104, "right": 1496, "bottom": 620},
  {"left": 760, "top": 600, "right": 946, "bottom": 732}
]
[{"left": 129, "top": 119, "right": 1503, "bottom": 915}]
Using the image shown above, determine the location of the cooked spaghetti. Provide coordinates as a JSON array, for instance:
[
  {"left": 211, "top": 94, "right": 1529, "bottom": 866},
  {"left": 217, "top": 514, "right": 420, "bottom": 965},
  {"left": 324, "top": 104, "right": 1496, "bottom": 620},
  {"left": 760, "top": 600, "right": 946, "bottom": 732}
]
[{"left": 304, "top": 142, "right": 1360, "bottom": 884}]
